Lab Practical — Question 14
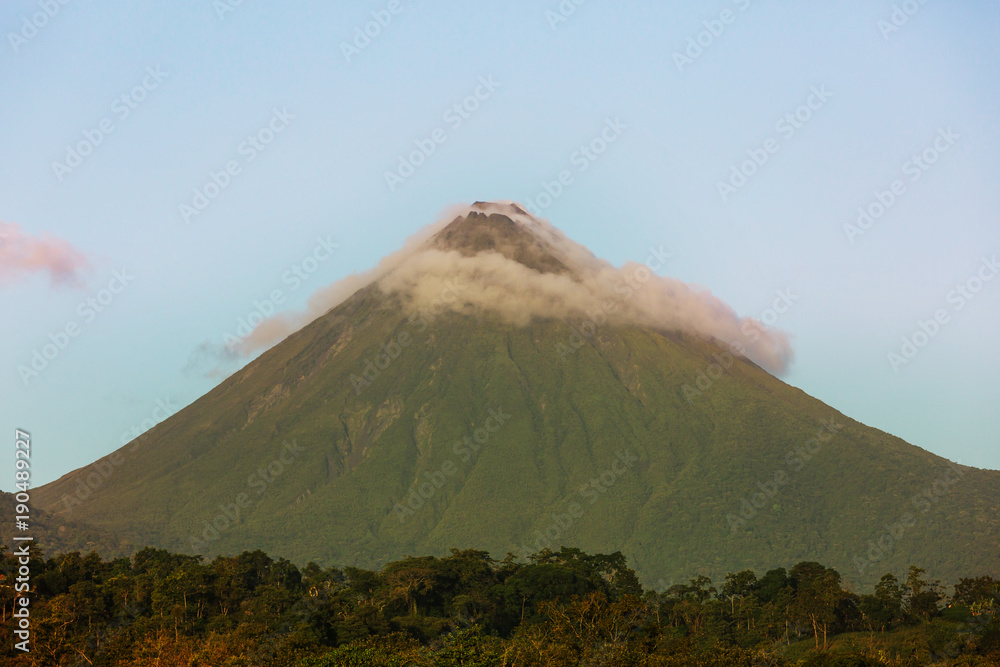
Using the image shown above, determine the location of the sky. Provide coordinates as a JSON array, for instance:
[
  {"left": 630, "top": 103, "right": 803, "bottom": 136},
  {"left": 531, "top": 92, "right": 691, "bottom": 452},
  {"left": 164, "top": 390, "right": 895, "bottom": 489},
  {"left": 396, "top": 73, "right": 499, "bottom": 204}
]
[{"left": 1, "top": 0, "right": 998, "bottom": 491}]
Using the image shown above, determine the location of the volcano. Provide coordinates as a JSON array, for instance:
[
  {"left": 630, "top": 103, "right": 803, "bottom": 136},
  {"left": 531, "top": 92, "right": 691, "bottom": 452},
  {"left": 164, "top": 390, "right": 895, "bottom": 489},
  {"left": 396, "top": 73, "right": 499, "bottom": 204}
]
[{"left": 33, "top": 201, "right": 1000, "bottom": 588}]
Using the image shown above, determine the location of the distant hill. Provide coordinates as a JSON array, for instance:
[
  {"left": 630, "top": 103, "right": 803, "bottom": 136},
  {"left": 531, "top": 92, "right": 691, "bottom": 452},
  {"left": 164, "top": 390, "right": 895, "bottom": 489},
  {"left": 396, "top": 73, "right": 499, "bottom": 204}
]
[{"left": 0, "top": 491, "right": 127, "bottom": 558}]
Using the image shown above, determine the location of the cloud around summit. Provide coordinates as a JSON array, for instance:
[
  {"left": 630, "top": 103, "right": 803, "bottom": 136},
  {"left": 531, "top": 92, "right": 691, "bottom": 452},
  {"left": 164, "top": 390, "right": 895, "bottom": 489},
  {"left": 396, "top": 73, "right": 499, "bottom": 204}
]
[{"left": 217, "top": 202, "right": 793, "bottom": 375}]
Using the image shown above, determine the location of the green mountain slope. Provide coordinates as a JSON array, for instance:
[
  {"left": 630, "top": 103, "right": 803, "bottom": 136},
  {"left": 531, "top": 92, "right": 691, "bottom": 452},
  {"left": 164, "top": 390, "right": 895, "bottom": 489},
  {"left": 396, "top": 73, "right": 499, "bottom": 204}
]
[{"left": 35, "top": 206, "right": 1000, "bottom": 590}]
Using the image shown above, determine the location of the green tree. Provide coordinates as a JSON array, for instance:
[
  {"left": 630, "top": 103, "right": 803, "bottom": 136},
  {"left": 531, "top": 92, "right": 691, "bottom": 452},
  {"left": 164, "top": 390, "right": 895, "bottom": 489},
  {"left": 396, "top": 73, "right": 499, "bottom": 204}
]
[
  {"left": 904, "top": 565, "right": 943, "bottom": 622},
  {"left": 720, "top": 569, "right": 759, "bottom": 633},
  {"left": 790, "top": 561, "right": 844, "bottom": 650}
]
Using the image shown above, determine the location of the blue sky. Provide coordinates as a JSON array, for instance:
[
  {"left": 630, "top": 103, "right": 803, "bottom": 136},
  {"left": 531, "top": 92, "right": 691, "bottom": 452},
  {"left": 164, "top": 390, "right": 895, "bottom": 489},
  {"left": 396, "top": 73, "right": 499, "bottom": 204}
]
[{"left": 2, "top": 0, "right": 998, "bottom": 490}]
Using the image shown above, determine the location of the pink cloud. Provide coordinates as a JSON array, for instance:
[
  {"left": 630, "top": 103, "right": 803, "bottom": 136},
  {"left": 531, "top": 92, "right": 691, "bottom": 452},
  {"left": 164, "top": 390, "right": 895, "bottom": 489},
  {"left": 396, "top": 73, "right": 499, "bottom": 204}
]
[{"left": 0, "top": 220, "right": 92, "bottom": 287}]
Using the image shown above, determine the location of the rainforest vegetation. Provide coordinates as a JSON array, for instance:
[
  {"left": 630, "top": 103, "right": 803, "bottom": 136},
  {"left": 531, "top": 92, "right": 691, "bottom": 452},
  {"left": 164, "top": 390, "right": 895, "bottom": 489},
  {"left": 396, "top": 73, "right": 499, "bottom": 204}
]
[{"left": 2, "top": 544, "right": 998, "bottom": 666}]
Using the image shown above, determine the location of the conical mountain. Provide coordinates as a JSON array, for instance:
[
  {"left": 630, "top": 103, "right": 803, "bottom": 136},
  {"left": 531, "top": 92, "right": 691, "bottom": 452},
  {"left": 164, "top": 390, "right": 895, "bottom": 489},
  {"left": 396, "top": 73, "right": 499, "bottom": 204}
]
[{"left": 34, "top": 202, "right": 1000, "bottom": 588}]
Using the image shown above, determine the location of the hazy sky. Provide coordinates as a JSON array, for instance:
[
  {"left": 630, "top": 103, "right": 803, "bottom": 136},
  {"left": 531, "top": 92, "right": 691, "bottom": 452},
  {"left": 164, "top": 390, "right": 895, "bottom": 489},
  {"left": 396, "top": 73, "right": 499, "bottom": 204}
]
[{"left": 2, "top": 0, "right": 998, "bottom": 490}]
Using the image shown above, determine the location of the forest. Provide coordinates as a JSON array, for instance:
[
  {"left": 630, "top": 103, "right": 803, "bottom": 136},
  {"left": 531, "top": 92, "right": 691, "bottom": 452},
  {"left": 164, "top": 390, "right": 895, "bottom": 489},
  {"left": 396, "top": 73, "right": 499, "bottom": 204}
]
[{"left": 1, "top": 544, "right": 997, "bottom": 666}]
